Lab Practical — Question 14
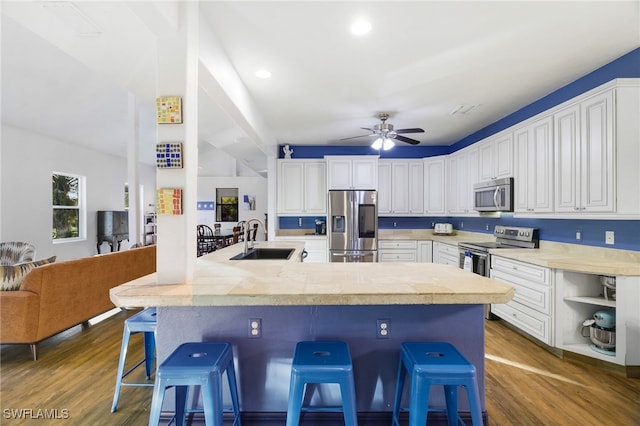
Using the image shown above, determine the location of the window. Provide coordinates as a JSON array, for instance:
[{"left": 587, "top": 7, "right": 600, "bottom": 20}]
[
  {"left": 216, "top": 188, "right": 238, "bottom": 222},
  {"left": 52, "top": 172, "right": 85, "bottom": 241}
]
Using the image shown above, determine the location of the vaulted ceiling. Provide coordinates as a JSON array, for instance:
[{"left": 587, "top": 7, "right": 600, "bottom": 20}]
[{"left": 2, "top": 1, "right": 639, "bottom": 177}]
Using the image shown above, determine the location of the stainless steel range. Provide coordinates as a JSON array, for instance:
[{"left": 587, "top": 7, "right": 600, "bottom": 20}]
[{"left": 458, "top": 225, "right": 539, "bottom": 318}]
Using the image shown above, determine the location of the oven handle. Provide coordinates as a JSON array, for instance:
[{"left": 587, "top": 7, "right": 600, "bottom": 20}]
[{"left": 459, "top": 248, "right": 489, "bottom": 259}]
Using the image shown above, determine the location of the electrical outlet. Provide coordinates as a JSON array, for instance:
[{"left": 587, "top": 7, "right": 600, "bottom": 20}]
[
  {"left": 248, "top": 318, "right": 262, "bottom": 338},
  {"left": 575, "top": 230, "right": 582, "bottom": 241},
  {"left": 377, "top": 319, "right": 390, "bottom": 339},
  {"left": 605, "top": 231, "right": 615, "bottom": 245},
  {"left": 393, "top": 222, "right": 397, "bottom": 228},
  {"left": 485, "top": 224, "right": 489, "bottom": 231},
  {"left": 460, "top": 222, "right": 464, "bottom": 229},
  {"left": 431, "top": 222, "right": 435, "bottom": 228},
  {"left": 298, "top": 217, "right": 302, "bottom": 227}
]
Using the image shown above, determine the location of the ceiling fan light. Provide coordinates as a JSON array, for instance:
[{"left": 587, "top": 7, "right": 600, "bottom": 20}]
[
  {"left": 383, "top": 138, "right": 395, "bottom": 150},
  {"left": 371, "top": 137, "right": 383, "bottom": 150}
]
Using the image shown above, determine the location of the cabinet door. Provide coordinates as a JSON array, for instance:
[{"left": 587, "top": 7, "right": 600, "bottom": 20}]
[
  {"left": 391, "top": 162, "right": 410, "bottom": 214},
  {"left": 408, "top": 161, "right": 424, "bottom": 214},
  {"left": 278, "top": 161, "right": 305, "bottom": 214},
  {"left": 554, "top": 104, "right": 581, "bottom": 212},
  {"left": 417, "top": 241, "right": 433, "bottom": 263},
  {"left": 424, "top": 157, "right": 446, "bottom": 214},
  {"left": 352, "top": 158, "right": 378, "bottom": 189},
  {"left": 581, "top": 90, "right": 614, "bottom": 212},
  {"left": 477, "top": 139, "right": 495, "bottom": 182},
  {"left": 447, "top": 152, "right": 467, "bottom": 214},
  {"left": 494, "top": 133, "right": 513, "bottom": 179},
  {"left": 515, "top": 117, "right": 553, "bottom": 213},
  {"left": 304, "top": 162, "right": 327, "bottom": 214},
  {"left": 327, "top": 158, "right": 353, "bottom": 189},
  {"left": 377, "top": 162, "right": 392, "bottom": 214},
  {"left": 465, "top": 146, "right": 478, "bottom": 213}
]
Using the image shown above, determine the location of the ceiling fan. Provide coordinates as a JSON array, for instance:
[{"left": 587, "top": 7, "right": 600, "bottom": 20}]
[{"left": 340, "top": 113, "right": 425, "bottom": 150}]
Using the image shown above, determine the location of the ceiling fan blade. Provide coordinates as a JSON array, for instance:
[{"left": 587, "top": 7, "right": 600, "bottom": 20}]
[
  {"left": 394, "top": 135, "right": 421, "bottom": 145},
  {"left": 360, "top": 127, "right": 374, "bottom": 132},
  {"left": 339, "top": 134, "right": 374, "bottom": 141},
  {"left": 395, "top": 128, "right": 425, "bottom": 134}
]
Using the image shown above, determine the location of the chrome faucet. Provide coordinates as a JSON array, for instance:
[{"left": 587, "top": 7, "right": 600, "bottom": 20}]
[{"left": 243, "top": 218, "right": 266, "bottom": 254}]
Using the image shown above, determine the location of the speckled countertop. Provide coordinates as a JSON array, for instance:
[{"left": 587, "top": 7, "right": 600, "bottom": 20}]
[
  {"left": 110, "top": 240, "right": 514, "bottom": 308},
  {"left": 376, "top": 229, "right": 640, "bottom": 276}
]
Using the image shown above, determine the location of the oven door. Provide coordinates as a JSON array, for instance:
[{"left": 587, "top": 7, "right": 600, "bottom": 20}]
[
  {"left": 458, "top": 248, "right": 490, "bottom": 277},
  {"left": 459, "top": 247, "right": 492, "bottom": 319}
]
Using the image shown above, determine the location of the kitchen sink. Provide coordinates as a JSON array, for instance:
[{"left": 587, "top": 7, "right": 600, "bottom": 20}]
[{"left": 229, "top": 248, "right": 295, "bottom": 260}]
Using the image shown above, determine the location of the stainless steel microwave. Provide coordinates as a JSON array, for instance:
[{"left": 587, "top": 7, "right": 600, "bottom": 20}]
[{"left": 473, "top": 177, "right": 513, "bottom": 212}]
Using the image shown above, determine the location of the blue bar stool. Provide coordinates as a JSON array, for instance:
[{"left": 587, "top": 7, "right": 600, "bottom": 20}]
[
  {"left": 392, "top": 342, "right": 483, "bottom": 426},
  {"left": 148, "top": 342, "right": 241, "bottom": 426},
  {"left": 286, "top": 340, "right": 358, "bottom": 426},
  {"left": 111, "top": 307, "right": 157, "bottom": 412}
]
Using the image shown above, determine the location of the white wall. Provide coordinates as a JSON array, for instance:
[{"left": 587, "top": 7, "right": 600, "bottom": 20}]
[
  {"left": 197, "top": 176, "right": 268, "bottom": 240},
  {"left": 0, "top": 125, "right": 155, "bottom": 261}
]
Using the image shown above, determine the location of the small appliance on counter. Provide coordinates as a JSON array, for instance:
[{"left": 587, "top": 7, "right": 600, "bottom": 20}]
[
  {"left": 582, "top": 310, "right": 616, "bottom": 356},
  {"left": 433, "top": 223, "right": 454, "bottom": 235},
  {"left": 315, "top": 219, "right": 326, "bottom": 235}
]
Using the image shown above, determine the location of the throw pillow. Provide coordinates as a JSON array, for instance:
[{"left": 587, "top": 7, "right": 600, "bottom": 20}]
[{"left": 0, "top": 256, "right": 57, "bottom": 291}]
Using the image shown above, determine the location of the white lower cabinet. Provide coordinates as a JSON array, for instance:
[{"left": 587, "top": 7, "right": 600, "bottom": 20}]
[
  {"left": 417, "top": 241, "right": 433, "bottom": 263},
  {"left": 274, "top": 236, "right": 327, "bottom": 263},
  {"left": 432, "top": 242, "right": 459, "bottom": 266},
  {"left": 555, "top": 271, "right": 640, "bottom": 367},
  {"left": 490, "top": 256, "right": 554, "bottom": 346},
  {"left": 379, "top": 240, "right": 417, "bottom": 262}
]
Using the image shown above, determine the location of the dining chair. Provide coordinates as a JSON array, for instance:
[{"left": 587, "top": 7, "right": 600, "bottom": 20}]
[{"left": 196, "top": 225, "right": 216, "bottom": 256}]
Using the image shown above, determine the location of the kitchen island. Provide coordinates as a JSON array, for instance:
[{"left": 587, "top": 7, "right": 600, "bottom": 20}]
[{"left": 110, "top": 241, "right": 513, "bottom": 424}]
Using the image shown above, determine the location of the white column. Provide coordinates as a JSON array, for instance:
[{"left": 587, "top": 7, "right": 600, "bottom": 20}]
[
  {"left": 155, "top": 2, "right": 199, "bottom": 284},
  {"left": 127, "top": 93, "right": 141, "bottom": 247}
]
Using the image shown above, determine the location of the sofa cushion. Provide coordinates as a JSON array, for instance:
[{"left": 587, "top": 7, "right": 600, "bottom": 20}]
[{"left": 0, "top": 256, "right": 57, "bottom": 291}]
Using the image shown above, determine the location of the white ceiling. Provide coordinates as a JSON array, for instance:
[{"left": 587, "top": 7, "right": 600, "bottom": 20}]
[{"left": 2, "top": 1, "right": 639, "bottom": 177}]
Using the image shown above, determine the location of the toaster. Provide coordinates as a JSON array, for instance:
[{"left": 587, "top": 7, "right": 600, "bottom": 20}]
[{"left": 434, "top": 223, "right": 454, "bottom": 235}]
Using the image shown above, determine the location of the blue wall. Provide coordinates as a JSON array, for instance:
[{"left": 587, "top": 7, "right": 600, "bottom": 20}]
[{"left": 278, "top": 48, "right": 640, "bottom": 251}]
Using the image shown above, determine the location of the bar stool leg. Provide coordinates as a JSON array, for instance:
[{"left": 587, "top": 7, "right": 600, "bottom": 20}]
[
  {"left": 200, "top": 374, "right": 224, "bottom": 426},
  {"left": 143, "top": 331, "right": 155, "bottom": 379},
  {"left": 409, "top": 374, "right": 430, "bottom": 426},
  {"left": 227, "top": 361, "right": 241, "bottom": 424},
  {"left": 148, "top": 380, "right": 165, "bottom": 426},
  {"left": 443, "top": 384, "right": 458, "bottom": 426},
  {"left": 111, "top": 326, "right": 132, "bottom": 412},
  {"left": 285, "top": 374, "right": 305, "bottom": 426},
  {"left": 175, "top": 385, "right": 188, "bottom": 426},
  {"left": 340, "top": 375, "right": 358, "bottom": 426},
  {"left": 466, "top": 377, "right": 484, "bottom": 426}
]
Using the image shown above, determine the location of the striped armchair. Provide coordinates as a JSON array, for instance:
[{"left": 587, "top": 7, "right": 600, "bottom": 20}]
[{"left": 0, "top": 242, "right": 36, "bottom": 266}]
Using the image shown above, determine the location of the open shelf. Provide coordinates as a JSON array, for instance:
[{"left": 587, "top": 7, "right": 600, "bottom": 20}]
[
  {"left": 564, "top": 296, "right": 615, "bottom": 308},
  {"left": 562, "top": 343, "right": 621, "bottom": 364}
]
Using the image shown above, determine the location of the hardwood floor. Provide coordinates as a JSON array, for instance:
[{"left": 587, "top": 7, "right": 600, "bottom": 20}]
[{"left": 1, "top": 309, "right": 639, "bottom": 425}]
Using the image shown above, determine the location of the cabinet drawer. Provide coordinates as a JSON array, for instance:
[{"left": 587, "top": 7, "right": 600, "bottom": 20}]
[
  {"left": 491, "top": 256, "right": 549, "bottom": 285},
  {"left": 379, "top": 250, "right": 417, "bottom": 262},
  {"left": 379, "top": 240, "right": 418, "bottom": 250},
  {"left": 491, "top": 269, "right": 552, "bottom": 315},
  {"left": 434, "top": 242, "right": 458, "bottom": 256},
  {"left": 492, "top": 301, "right": 552, "bottom": 345}
]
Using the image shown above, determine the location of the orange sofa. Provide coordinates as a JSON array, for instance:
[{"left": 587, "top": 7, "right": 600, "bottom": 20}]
[{"left": 0, "top": 245, "right": 156, "bottom": 359}]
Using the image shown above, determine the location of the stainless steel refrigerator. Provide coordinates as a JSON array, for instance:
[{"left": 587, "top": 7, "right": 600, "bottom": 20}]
[{"left": 328, "top": 190, "right": 378, "bottom": 262}]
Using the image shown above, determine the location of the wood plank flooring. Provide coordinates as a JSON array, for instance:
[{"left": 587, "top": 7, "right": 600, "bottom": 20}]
[{"left": 1, "top": 309, "right": 639, "bottom": 425}]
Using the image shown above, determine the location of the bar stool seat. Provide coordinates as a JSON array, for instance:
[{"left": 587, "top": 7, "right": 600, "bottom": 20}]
[
  {"left": 286, "top": 340, "right": 358, "bottom": 426},
  {"left": 111, "top": 307, "right": 157, "bottom": 412},
  {"left": 148, "top": 342, "right": 241, "bottom": 426},
  {"left": 392, "top": 342, "right": 483, "bottom": 426}
]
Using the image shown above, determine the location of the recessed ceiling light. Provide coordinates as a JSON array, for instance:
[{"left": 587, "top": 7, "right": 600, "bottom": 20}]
[
  {"left": 255, "top": 69, "right": 271, "bottom": 79},
  {"left": 350, "top": 19, "right": 372, "bottom": 36}
]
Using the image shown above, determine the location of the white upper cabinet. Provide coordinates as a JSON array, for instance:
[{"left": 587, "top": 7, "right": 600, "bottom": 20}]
[
  {"left": 325, "top": 155, "right": 378, "bottom": 190},
  {"left": 423, "top": 156, "right": 447, "bottom": 215},
  {"left": 514, "top": 115, "right": 554, "bottom": 213},
  {"left": 277, "top": 160, "right": 327, "bottom": 215},
  {"left": 378, "top": 160, "right": 424, "bottom": 216},
  {"left": 446, "top": 145, "right": 477, "bottom": 216},
  {"left": 477, "top": 132, "right": 513, "bottom": 182},
  {"left": 554, "top": 91, "right": 614, "bottom": 213}
]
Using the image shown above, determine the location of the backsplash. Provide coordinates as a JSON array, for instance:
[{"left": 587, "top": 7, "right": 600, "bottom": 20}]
[{"left": 279, "top": 216, "right": 640, "bottom": 251}]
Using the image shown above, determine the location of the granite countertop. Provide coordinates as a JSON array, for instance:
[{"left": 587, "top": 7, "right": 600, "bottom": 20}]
[
  {"left": 377, "top": 229, "right": 640, "bottom": 276},
  {"left": 110, "top": 240, "right": 514, "bottom": 308}
]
